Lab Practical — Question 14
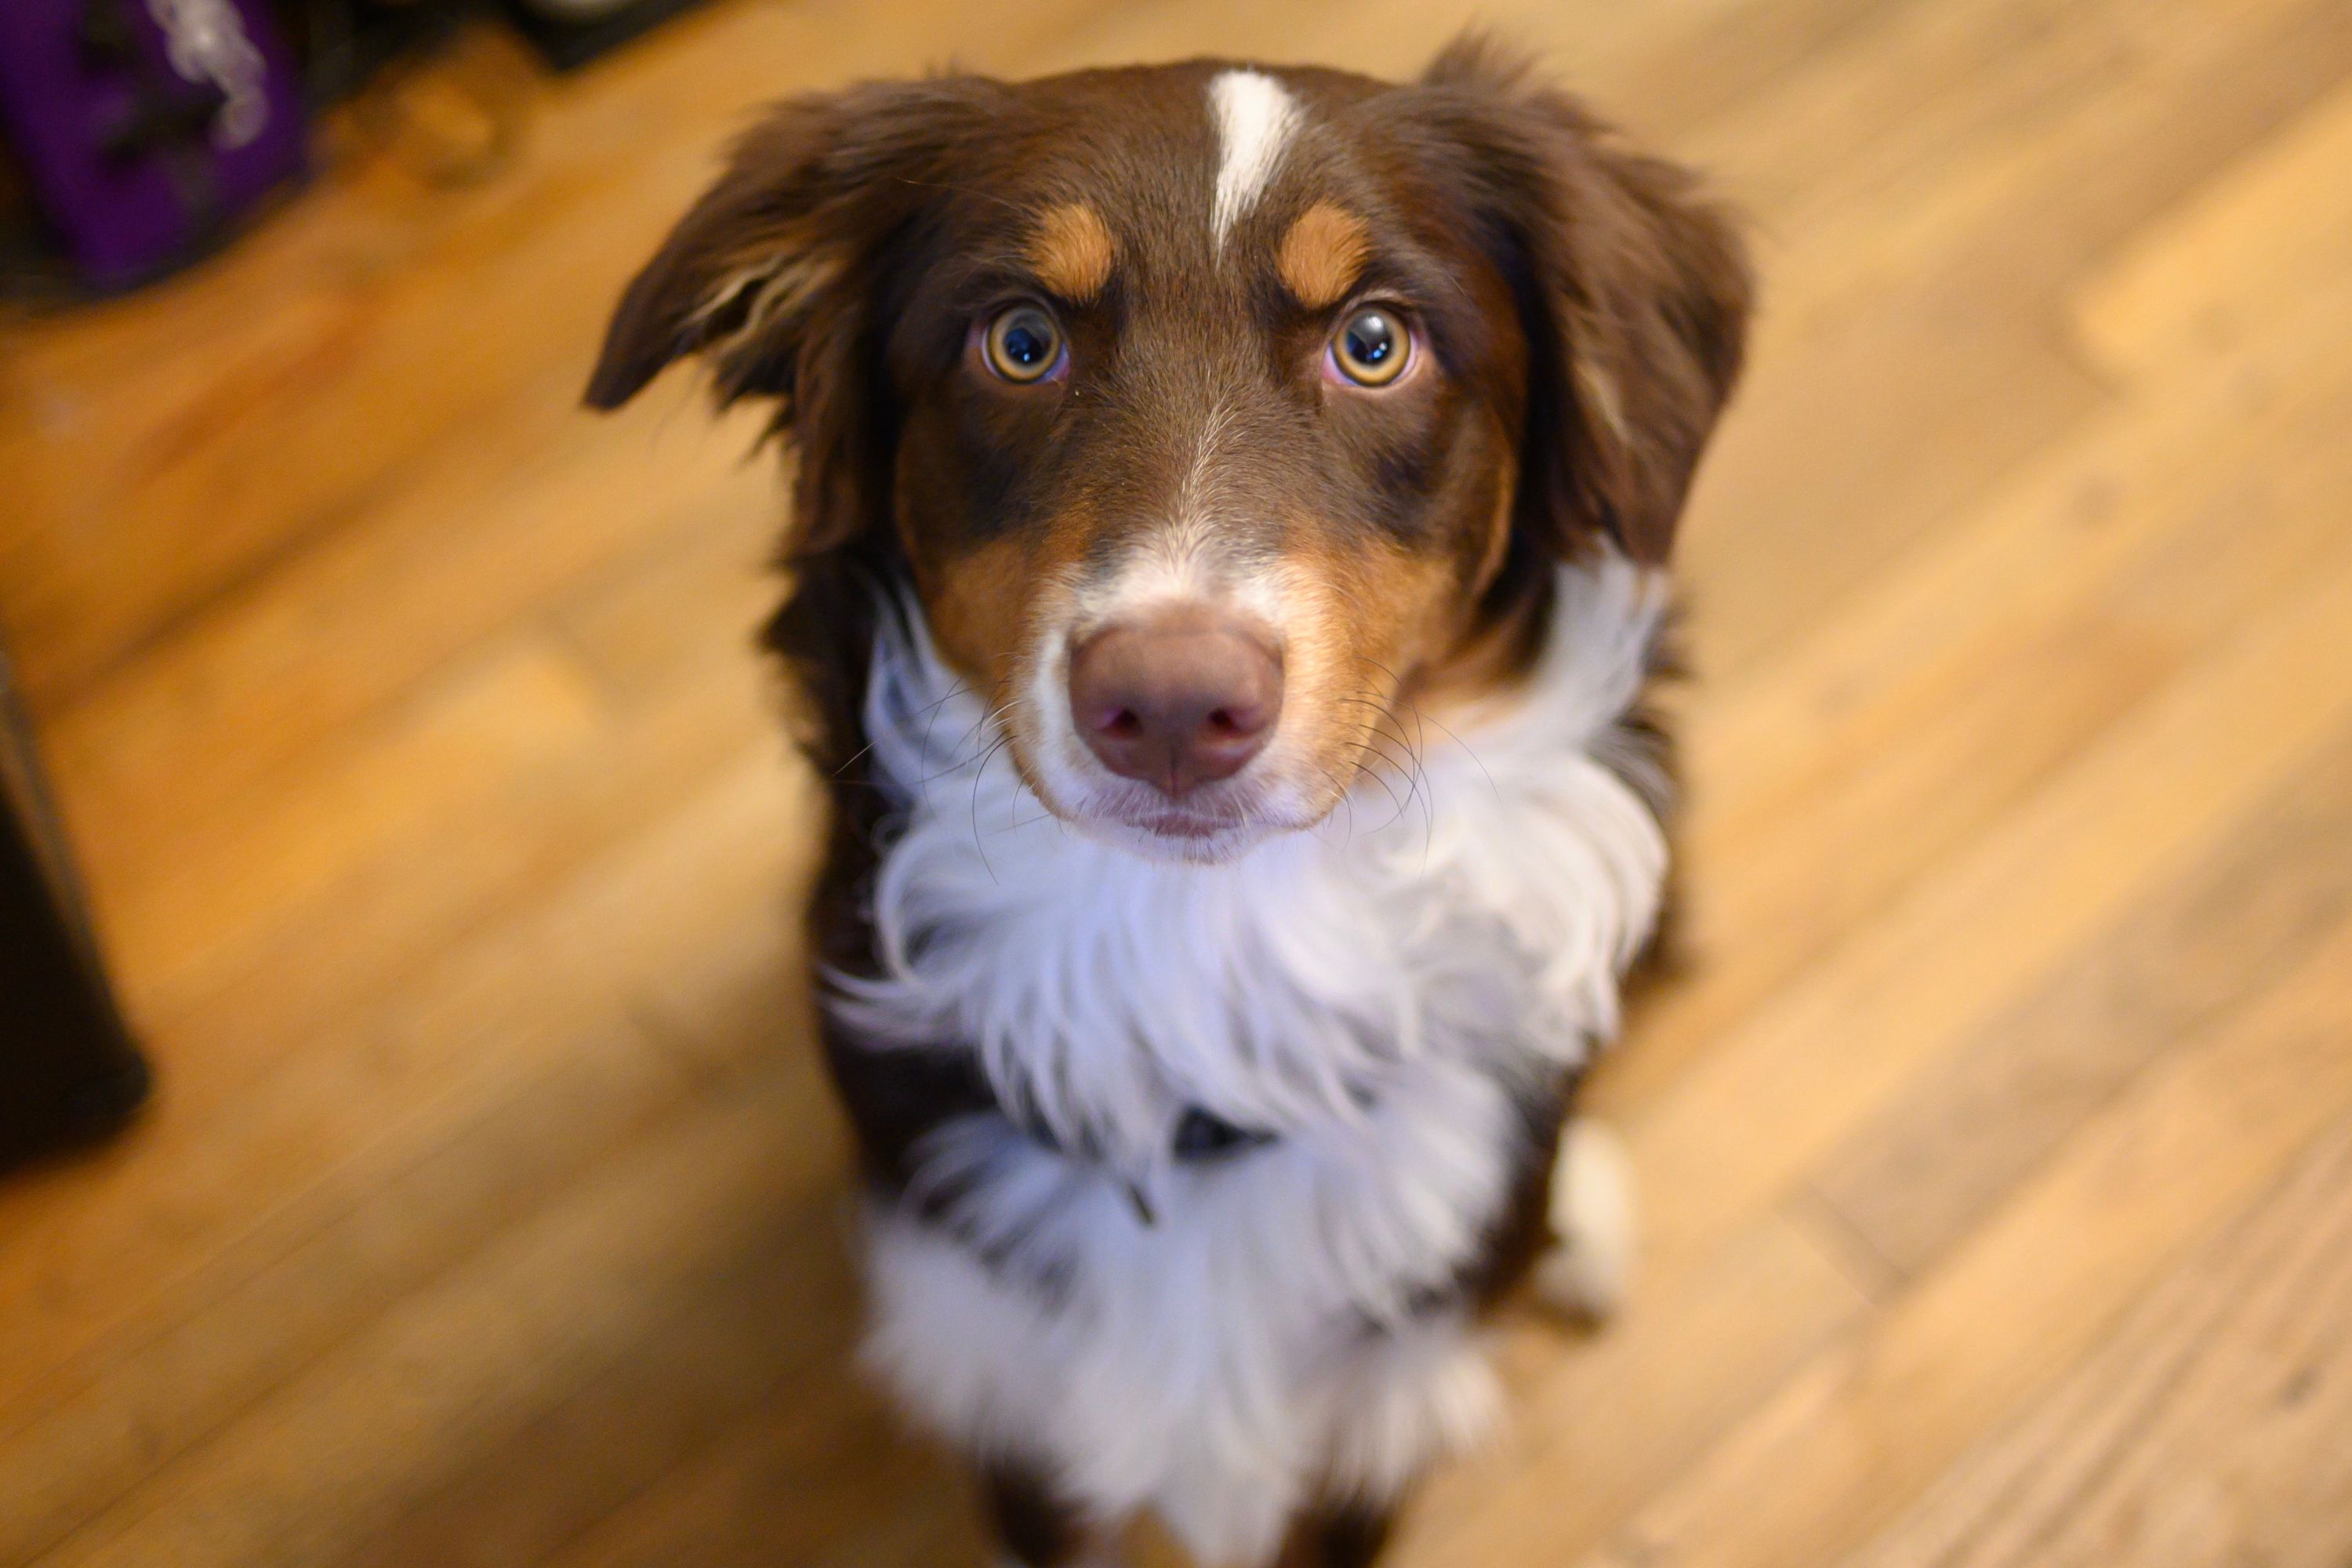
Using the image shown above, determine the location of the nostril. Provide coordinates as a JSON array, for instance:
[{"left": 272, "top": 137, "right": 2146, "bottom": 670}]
[
  {"left": 1202, "top": 699, "right": 1276, "bottom": 743},
  {"left": 1105, "top": 709, "right": 1143, "bottom": 737}
]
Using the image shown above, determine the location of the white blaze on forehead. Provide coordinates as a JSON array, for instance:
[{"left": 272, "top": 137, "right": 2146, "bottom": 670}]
[{"left": 1208, "top": 68, "right": 1303, "bottom": 248}]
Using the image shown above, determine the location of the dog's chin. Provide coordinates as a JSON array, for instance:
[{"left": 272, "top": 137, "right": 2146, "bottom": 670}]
[
  {"left": 1062, "top": 808, "right": 1283, "bottom": 865},
  {"left": 1054, "top": 787, "right": 1326, "bottom": 866}
]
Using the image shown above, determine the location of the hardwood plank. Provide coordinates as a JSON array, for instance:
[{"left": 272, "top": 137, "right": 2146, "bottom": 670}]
[
  {"left": 38, "top": 388, "right": 771, "bottom": 935},
  {"left": 1838, "top": 1115, "right": 2352, "bottom": 1568},
  {"left": 1626, "top": 538, "right": 2352, "bottom": 1292},
  {"left": 107, "top": 635, "right": 604, "bottom": 1005},
  {"left": 2074, "top": 78, "right": 2352, "bottom": 381},
  {"left": 546, "top": 488, "right": 782, "bottom": 707},
  {"left": 0, "top": 750, "right": 817, "bottom": 1429},
  {"left": 1399, "top": 1214, "right": 1874, "bottom": 1566},
  {"left": 27, "top": 1065, "right": 840, "bottom": 1568},
  {"left": 1605, "top": 280, "right": 2352, "bottom": 1112},
  {"left": 0, "top": 1018, "right": 688, "bottom": 1565},
  {"left": 543, "top": 1361, "right": 973, "bottom": 1568},
  {"left": 324, "top": 1188, "right": 871, "bottom": 1568},
  {"left": 0, "top": 759, "right": 826, "bottom": 1565},
  {"left": 0, "top": 492, "right": 785, "bottom": 1392},
  {"left": 1577, "top": 907, "right": 2352, "bottom": 1568},
  {"left": 1669, "top": 0, "right": 2352, "bottom": 676},
  {"left": 1697, "top": 0, "right": 2343, "bottom": 332},
  {"left": 1811, "top": 716, "right": 2352, "bottom": 1278},
  {"left": 0, "top": 679, "right": 790, "bottom": 1356}
]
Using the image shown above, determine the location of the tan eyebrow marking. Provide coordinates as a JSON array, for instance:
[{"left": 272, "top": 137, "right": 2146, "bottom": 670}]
[
  {"left": 1276, "top": 202, "right": 1371, "bottom": 310},
  {"left": 1025, "top": 202, "right": 1116, "bottom": 303}
]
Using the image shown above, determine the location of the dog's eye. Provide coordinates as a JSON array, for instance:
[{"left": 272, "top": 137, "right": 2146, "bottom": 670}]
[
  {"left": 1330, "top": 307, "right": 1409, "bottom": 387},
  {"left": 983, "top": 305, "right": 1065, "bottom": 383}
]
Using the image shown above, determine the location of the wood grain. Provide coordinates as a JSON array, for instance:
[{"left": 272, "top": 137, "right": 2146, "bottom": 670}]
[
  {"left": 3, "top": 2, "right": 2349, "bottom": 1566},
  {"left": 1841, "top": 1114, "right": 2352, "bottom": 1568}
]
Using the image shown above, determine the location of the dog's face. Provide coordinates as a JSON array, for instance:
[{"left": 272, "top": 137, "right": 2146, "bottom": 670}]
[{"left": 590, "top": 42, "right": 1748, "bottom": 861}]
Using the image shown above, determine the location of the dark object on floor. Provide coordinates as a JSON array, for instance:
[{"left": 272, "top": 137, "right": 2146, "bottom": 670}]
[
  {"left": 1, "top": 647, "right": 151, "bottom": 1173},
  {"left": 501, "top": 0, "right": 710, "bottom": 71},
  {"left": 0, "top": 0, "right": 307, "bottom": 289}
]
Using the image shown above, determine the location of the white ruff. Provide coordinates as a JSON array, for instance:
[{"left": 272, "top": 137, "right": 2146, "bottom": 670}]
[{"left": 837, "top": 558, "right": 1669, "bottom": 1565}]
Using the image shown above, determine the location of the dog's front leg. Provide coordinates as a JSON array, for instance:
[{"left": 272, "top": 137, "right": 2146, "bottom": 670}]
[{"left": 1533, "top": 1117, "right": 1638, "bottom": 1324}]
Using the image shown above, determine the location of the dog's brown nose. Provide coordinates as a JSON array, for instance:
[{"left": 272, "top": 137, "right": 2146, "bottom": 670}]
[{"left": 1068, "top": 611, "right": 1283, "bottom": 797}]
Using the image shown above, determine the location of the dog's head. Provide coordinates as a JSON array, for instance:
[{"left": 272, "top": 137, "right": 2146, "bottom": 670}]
[{"left": 589, "top": 38, "right": 1748, "bottom": 862}]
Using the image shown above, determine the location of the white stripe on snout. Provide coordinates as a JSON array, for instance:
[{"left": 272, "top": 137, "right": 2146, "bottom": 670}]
[{"left": 1208, "top": 69, "right": 1302, "bottom": 248}]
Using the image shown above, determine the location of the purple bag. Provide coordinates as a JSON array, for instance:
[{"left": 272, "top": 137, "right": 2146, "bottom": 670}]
[{"left": 0, "top": 0, "right": 306, "bottom": 288}]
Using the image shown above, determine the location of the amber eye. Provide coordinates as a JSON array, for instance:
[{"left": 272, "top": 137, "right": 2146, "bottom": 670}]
[
  {"left": 1331, "top": 307, "right": 1409, "bottom": 387},
  {"left": 983, "top": 304, "right": 1065, "bottom": 383}
]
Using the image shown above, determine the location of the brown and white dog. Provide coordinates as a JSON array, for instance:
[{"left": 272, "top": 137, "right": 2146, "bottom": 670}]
[{"left": 588, "top": 37, "right": 1748, "bottom": 1568}]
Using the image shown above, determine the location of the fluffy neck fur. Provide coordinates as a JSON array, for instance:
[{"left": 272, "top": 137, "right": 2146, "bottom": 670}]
[{"left": 828, "top": 557, "right": 1671, "bottom": 1174}]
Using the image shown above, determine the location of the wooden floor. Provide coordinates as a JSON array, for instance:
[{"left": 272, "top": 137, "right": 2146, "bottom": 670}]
[{"left": 6, "top": 0, "right": 2352, "bottom": 1563}]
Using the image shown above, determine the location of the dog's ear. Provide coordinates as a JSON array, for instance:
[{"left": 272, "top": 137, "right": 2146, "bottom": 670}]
[
  {"left": 585, "top": 78, "right": 1004, "bottom": 556},
  {"left": 1417, "top": 36, "right": 1752, "bottom": 566}
]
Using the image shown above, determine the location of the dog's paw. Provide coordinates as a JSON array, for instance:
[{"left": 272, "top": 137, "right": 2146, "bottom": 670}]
[{"left": 1534, "top": 1117, "right": 1636, "bottom": 1326}]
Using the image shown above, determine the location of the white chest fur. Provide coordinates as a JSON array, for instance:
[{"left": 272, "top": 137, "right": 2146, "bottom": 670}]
[{"left": 837, "top": 559, "right": 1670, "bottom": 1565}]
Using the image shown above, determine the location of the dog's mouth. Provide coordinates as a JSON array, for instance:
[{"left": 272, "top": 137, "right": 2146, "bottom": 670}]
[
  {"left": 1048, "top": 775, "right": 1341, "bottom": 864},
  {"left": 1129, "top": 809, "right": 1238, "bottom": 840},
  {"left": 1078, "top": 796, "right": 1270, "bottom": 858},
  {"left": 1095, "top": 816, "right": 1288, "bottom": 862}
]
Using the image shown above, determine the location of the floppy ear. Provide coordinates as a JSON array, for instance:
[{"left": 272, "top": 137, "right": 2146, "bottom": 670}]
[
  {"left": 584, "top": 78, "right": 1005, "bottom": 557},
  {"left": 1418, "top": 38, "right": 1752, "bottom": 565}
]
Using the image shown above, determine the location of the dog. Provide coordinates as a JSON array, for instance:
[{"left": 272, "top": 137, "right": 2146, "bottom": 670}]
[{"left": 587, "top": 35, "right": 1748, "bottom": 1568}]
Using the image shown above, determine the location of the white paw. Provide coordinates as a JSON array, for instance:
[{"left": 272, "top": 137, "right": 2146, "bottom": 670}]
[{"left": 1534, "top": 1118, "right": 1636, "bottom": 1325}]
